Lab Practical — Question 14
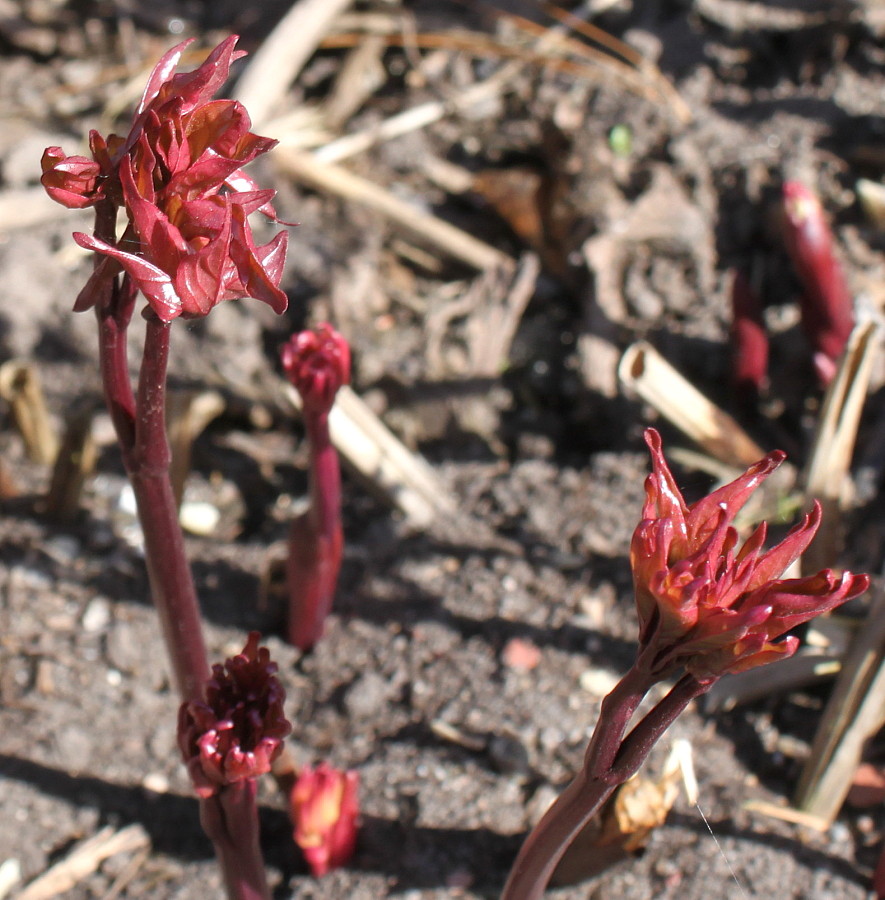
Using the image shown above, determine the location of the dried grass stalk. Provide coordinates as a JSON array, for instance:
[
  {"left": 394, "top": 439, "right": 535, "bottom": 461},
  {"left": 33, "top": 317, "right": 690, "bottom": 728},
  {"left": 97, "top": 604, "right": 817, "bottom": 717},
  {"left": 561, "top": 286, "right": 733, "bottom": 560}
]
[
  {"left": 0, "top": 359, "right": 58, "bottom": 465},
  {"left": 618, "top": 342, "right": 767, "bottom": 469}
]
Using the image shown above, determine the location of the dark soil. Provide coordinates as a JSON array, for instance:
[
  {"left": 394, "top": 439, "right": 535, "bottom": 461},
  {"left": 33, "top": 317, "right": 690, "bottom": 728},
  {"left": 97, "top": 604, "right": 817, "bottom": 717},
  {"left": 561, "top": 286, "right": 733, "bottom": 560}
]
[{"left": 1, "top": 2, "right": 884, "bottom": 898}]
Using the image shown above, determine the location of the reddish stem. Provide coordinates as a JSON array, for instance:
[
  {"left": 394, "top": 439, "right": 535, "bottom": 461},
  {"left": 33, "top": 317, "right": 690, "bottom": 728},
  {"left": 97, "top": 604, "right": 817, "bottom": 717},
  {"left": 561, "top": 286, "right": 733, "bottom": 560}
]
[
  {"left": 120, "top": 315, "right": 210, "bottom": 702},
  {"left": 501, "top": 667, "right": 711, "bottom": 900},
  {"left": 91, "top": 196, "right": 209, "bottom": 701},
  {"left": 582, "top": 663, "right": 651, "bottom": 779},
  {"left": 306, "top": 410, "right": 339, "bottom": 535},
  {"left": 729, "top": 269, "right": 768, "bottom": 407},
  {"left": 97, "top": 301, "right": 269, "bottom": 895},
  {"left": 287, "top": 407, "right": 343, "bottom": 650},
  {"left": 200, "top": 782, "right": 271, "bottom": 900},
  {"left": 781, "top": 182, "right": 854, "bottom": 383}
]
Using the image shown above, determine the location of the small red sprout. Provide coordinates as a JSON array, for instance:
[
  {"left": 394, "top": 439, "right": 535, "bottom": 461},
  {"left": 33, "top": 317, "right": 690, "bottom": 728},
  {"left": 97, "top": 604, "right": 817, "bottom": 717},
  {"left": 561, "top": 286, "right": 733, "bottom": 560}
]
[
  {"left": 633, "top": 428, "right": 868, "bottom": 680},
  {"left": 42, "top": 36, "right": 289, "bottom": 322},
  {"left": 281, "top": 324, "right": 351, "bottom": 415},
  {"left": 729, "top": 269, "right": 769, "bottom": 406},
  {"left": 178, "top": 632, "right": 291, "bottom": 798},
  {"left": 290, "top": 763, "right": 359, "bottom": 877},
  {"left": 781, "top": 181, "right": 855, "bottom": 384},
  {"left": 281, "top": 324, "right": 350, "bottom": 650}
]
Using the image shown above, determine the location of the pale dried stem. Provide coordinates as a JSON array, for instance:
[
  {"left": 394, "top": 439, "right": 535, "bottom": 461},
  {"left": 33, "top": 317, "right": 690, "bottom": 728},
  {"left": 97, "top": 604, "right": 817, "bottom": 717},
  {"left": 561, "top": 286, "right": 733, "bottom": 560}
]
[
  {"left": 272, "top": 146, "right": 512, "bottom": 272},
  {"left": 45, "top": 399, "right": 97, "bottom": 521},
  {"left": 166, "top": 389, "right": 226, "bottom": 508},
  {"left": 802, "top": 319, "right": 883, "bottom": 574},
  {"left": 233, "top": 0, "right": 356, "bottom": 128},
  {"left": 795, "top": 582, "right": 885, "bottom": 823},
  {"left": 618, "top": 341, "right": 768, "bottom": 470},
  {"left": 17, "top": 826, "right": 149, "bottom": 900},
  {"left": 310, "top": 5, "right": 601, "bottom": 165},
  {"left": 284, "top": 382, "right": 456, "bottom": 527},
  {"left": 0, "top": 359, "right": 59, "bottom": 464}
]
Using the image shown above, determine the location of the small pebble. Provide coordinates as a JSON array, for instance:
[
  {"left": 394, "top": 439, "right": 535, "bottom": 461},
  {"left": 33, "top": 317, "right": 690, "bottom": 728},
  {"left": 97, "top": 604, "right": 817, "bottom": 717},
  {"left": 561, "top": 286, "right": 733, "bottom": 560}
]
[
  {"left": 143, "top": 772, "right": 170, "bottom": 794},
  {"left": 525, "top": 784, "right": 559, "bottom": 827},
  {"left": 579, "top": 667, "right": 620, "bottom": 697},
  {"left": 345, "top": 672, "right": 392, "bottom": 720},
  {"left": 487, "top": 734, "right": 530, "bottom": 775},
  {"left": 81, "top": 597, "right": 111, "bottom": 632},
  {"left": 446, "top": 867, "right": 474, "bottom": 889},
  {"left": 179, "top": 501, "right": 221, "bottom": 536},
  {"left": 44, "top": 535, "right": 81, "bottom": 563},
  {"left": 829, "top": 821, "right": 850, "bottom": 843},
  {"left": 0, "top": 858, "right": 22, "bottom": 897},
  {"left": 539, "top": 726, "right": 563, "bottom": 753},
  {"left": 117, "top": 484, "right": 138, "bottom": 516},
  {"left": 502, "top": 637, "right": 541, "bottom": 671}
]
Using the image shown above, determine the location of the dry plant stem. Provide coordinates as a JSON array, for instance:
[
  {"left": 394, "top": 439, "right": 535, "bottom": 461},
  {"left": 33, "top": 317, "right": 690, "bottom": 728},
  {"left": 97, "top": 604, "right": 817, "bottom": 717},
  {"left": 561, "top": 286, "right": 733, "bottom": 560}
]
[
  {"left": 200, "top": 783, "right": 270, "bottom": 900},
  {"left": 501, "top": 666, "right": 710, "bottom": 900}
]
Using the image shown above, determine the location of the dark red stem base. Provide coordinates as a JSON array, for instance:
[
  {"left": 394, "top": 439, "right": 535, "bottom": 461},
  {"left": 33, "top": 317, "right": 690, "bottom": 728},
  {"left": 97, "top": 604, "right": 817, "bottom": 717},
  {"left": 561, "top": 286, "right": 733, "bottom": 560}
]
[{"left": 500, "top": 667, "right": 712, "bottom": 900}]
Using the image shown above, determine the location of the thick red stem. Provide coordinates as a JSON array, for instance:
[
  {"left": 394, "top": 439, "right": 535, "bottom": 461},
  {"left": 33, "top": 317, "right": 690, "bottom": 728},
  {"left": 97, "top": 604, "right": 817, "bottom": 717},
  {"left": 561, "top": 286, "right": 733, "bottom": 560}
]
[
  {"left": 501, "top": 668, "right": 710, "bottom": 900},
  {"left": 96, "top": 287, "right": 209, "bottom": 700},
  {"left": 287, "top": 408, "right": 343, "bottom": 650},
  {"left": 127, "top": 315, "right": 210, "bottom": 702},
  {"left": 306, "top": 410, "right": 340, "bottom": 536},
  {"left": 200, "top": 782, "right": 271, "bottom": 900}
]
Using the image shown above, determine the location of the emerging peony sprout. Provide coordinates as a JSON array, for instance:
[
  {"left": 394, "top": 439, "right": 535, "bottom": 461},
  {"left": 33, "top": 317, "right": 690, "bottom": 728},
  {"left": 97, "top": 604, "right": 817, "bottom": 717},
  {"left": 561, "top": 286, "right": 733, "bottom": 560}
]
[
  {"left": 281, "top": 324, "right": 351, "bottom": 650},
  {"left": 290, "top": 762, "right": 359, "bottom": 877},
  {"left": 781, "top": 181, "right": 855, "bottom": 385},
  {"left": 729, "top": 269, "right": 769, "bottom": 408},
  {"left": 44, "top": 37, "right": 292, "bottom": 900},
  {"left": 178, "top": 632, "right": 291, "bottom": 798},
  {"left": 502, "top": 429, "right": 869, "bottom": 900}
]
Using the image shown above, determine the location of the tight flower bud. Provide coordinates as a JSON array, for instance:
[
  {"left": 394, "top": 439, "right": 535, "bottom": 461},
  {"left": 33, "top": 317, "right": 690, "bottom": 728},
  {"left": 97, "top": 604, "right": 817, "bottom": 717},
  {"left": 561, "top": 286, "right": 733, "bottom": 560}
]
[
  {"left": 291, "top": 763, "right": 359, "bottom": 877},
  {"left": 178, "top": 632, "right": 291, "bottom": 798},
  {"left": 281, "top": 323, "right": 351, "bottom": 415},
  {"left": 781, "top": 181, "right": 854, "bottom": 385}
]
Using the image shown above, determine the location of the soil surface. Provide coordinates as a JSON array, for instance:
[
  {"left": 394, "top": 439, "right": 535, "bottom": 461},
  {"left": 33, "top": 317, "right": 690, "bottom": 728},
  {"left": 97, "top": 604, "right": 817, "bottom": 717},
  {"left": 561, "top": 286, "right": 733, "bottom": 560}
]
[{"left": 2, "top": 2, "right": 885, "bottom": 898}]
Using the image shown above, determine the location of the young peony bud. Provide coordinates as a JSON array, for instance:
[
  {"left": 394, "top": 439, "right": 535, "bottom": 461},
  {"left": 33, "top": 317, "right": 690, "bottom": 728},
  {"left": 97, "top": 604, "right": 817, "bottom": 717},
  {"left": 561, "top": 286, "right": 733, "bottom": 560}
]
[
  {"left": 290, "top": 762, "right": 359, "bottom": 877},
  {"left": 281, "top": 324, "right": 351, "bottom": 415},
  {"left": 781, "top": 181, "right": 855, "bottom": 385},
  {"left": 178, "top": 632, "right": 291, "bottom": 798},
  {"left": 729, "top": 269, "right": 769, "bottom": 406}
]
